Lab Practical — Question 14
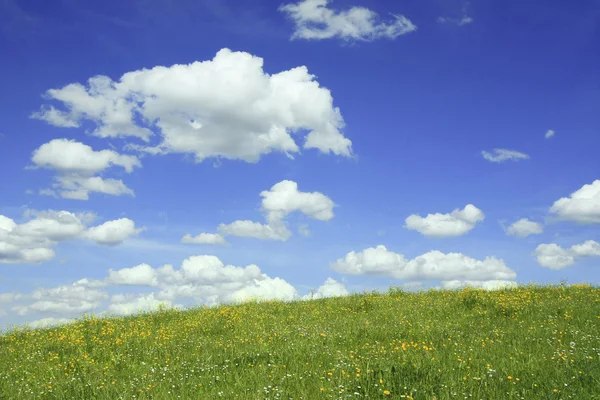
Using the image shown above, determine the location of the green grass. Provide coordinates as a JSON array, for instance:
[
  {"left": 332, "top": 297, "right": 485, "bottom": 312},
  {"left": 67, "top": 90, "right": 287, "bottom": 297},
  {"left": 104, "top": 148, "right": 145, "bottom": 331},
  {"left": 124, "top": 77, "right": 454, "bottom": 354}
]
[{"left": 1, "top": 284, "right": 600, "bottom": 399}]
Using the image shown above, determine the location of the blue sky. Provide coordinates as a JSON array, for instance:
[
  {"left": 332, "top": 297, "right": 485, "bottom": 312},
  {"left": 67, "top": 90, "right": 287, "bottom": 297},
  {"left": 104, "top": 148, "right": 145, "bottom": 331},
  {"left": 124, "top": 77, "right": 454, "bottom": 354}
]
[{"left": 0, "top": 0, "right": 599, "bottom": 329}]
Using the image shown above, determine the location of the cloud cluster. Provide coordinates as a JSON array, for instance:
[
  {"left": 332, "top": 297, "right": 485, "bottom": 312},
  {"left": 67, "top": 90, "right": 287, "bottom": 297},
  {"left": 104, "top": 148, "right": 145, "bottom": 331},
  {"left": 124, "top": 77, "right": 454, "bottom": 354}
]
[
  {"left": 32, "top": 49, "right": 352, "bottom": 164},
  {"left": 535, "top": 240, "right": 600, "bottom": 270},
  {"left": 405, "top": 204, "right": 484, "bottom": 237},
  {"left": 2, "top": 254, "right": 348, "bottom": 324},
  {"left": 216, "top": 180, "right": 335, "bottom": 241},
  {"left": 505, "top": 218, "right": 544, "bottom": 238},
  {"left": 280, "top": 0, "right": 416, "bottom": 41},
  {"left": 482, "top": 149, "right": 530, "bottom": 163},
  {"left": 29, "top": 139, "right": 140, "bottom": 200},
  {"left": 331, "top": 245, "right": 516, "bottom": 284},
  {"left": 550, "top": 180, "right": 600, "bottom": 223},
  {"left": 0, "top": 210, "right": 142, "bottom": 264}
]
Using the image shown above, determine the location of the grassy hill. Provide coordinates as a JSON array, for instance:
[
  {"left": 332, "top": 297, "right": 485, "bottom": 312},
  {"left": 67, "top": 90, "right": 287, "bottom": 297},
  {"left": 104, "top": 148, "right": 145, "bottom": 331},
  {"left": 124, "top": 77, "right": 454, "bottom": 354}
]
[{"left": 1, "top": 284, "right": 599, "bottom": 399}]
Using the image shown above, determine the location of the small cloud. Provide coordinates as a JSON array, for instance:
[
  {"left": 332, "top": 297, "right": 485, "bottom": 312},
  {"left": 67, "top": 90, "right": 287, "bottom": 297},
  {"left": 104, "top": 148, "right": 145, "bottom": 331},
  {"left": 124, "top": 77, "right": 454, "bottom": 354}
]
[
  {"left": 181, "top": 233, "right": 229, "bottom": 246},
  {"left": 545, "top": 129, "right": 555, "bottom": 139},
  {"left": 437, "top": 15, "right": 473, "bottom": 26},
  {"left": 298, "top": 224, "right": 310, "bottom": 237},
  {"left": 482, "top": 148, "right": 530, "bottom": 163},
  {"left": 505, "top": 218, "right": 544, "bottom": 238},
  {"left": 280, "top": 0, "right": 416, "bottom": 42}
]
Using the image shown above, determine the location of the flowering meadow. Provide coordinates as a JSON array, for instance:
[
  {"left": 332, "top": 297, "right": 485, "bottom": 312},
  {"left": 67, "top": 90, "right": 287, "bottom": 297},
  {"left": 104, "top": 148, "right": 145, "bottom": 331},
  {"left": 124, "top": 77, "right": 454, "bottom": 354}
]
[{"left": 1, "top": 284, "right": 599, "bottom": 399}]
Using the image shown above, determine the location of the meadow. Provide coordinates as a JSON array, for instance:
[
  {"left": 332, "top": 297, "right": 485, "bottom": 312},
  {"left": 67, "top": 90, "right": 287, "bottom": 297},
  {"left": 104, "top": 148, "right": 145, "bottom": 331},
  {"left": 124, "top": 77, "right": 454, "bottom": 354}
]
[{"left": 1, "top": 284, "right": 599, "bottom": 399}]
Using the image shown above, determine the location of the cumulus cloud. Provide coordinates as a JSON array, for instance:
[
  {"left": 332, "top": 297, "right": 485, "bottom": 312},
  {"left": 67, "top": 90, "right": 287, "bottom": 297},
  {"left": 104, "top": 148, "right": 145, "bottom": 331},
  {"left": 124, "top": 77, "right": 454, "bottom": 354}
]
[
  {"left": 280, "top": 0, "right": 416, "bottom": 41},
  {"left": 331, "top": 245, "right": 516, "bottom": 282},
  {"left": 1, "top": 254, "right": 347, "bottom": 326},
  {"left": 441, "top": 280, "right": 517, "bottom": 290},
  {"left": 218, "top": 180, "right": 335, "bottom": 241},
  {"left": 82, "top": 218, "right": 144, "bottom": 245},
  {"left": 32, "top": 49, "right": 352, "bottom": 163},
  {"left": 302, "top": 277, "right": 349, "bottom": 300},
  {"left": 12, "top": 281, "right": 108, "bottom": 316},
  {"left": 29, "top": 139, "right": 140, "bottom": 200},
  {"left": 405, "top": 204, "right": 484, "bottom": 237},
  {"left": 0, "top": 211, "right": 141, "bottom": 264},
  {"left": 545, "top": 129, "right": 555, "bottom": 139},
  {"left": 535, "top": 240, "right": 600, "bottom": 269},
  {"left": 505, "top": 218, "right": 544, "bottom": 238},
  {"left": 549, "top": 180, "right": 600, "bottom": 223},
  {"left": 181, "top": 233, "right": 228, "bottom": 245},
  {"left": 107, "top": 293, "right": 175, "bottom": 316},
  {"left": 482, "top": 149, "right": 530, "bottom": 163},
  {"left": 106, "top": 264, "right": 159, "bottom": 287}
]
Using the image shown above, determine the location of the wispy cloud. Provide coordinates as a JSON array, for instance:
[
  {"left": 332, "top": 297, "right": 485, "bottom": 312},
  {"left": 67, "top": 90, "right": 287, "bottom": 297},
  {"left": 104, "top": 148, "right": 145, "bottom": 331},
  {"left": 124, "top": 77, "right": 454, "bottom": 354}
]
[{"left": 481, "top": 149, "right": 530, "bottom": 163}]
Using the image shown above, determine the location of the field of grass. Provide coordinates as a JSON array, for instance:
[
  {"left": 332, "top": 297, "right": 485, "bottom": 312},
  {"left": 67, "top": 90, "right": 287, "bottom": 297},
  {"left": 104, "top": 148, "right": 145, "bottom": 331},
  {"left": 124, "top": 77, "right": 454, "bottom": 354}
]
[{"left": 1, "top": 284, "right": 599, "bottom": 399}]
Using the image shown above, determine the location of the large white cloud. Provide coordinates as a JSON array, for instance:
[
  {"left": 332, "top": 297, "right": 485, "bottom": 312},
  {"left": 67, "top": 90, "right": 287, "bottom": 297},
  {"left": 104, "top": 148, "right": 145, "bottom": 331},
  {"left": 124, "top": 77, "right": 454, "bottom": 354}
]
[
  {"left": 505, "top": 218, "right": 544, "bottom": 238},
  {"left": 218, "top": 180, "right": 335, "bottom": 241},
  {"left": 0, "top": 210, "right": 141, "bottom": 264},
  {"left": 535, "top": 240, "right": 600, "bottom": 269},
  {"left": 405, "top": 204, "right": 484, "bottom": 237},
  {"left": 481, "top": 149, "right": 529, "bottom": 163},
  {"left": 30, "top": 139, "right": 140, "bottom": 200},
  {"left": 32, "top": 49, "right": 352, "bottom": 163},
  {"left": 280, "top": 0, "right": 416, "bottom": 41},
  {"left": 331, "top": 245, "right": 516, "bottom": 282},
  {"left": 549, "top": 180, "right": 600, "bottom": 223}
]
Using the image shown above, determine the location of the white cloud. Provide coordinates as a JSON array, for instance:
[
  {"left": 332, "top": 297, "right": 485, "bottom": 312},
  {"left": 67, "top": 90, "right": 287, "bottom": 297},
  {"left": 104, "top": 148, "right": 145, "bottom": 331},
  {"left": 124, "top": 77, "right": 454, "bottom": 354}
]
[
  {"left": 505, "top": 218, "right": 544, "bottom": 238},
  {"left": 30, "top": 138, "right": 140, "bottom": 175},
  {"left": 331, "top": 245, "right": 516, "bottom": 282},
  {"left": 13, "top": 281, "right": 108, "bottom": 316},
  {"left": 99, "top": 255, "right": 297, "bottom": 307},
  {"left": 30, "top": 139, "right": 140, "bottom": 200},
  {"left": 545, "top": 129, "right": 555, "bottom": 139},
  {"left": 33, "top": 49, "right": 352, "bottom": 163},
  {"left": 302, "top": 277, "right": 349, "bottom": 300},
  {"left": 181, "top": 233, "right": 228, "bottom": 245},
  {"left": 535, "top": 240, "right": 600, "bottom": 269},
  {"left": 107, "top": 293, "right": 174, "bottom": 316},
  {"left": 82, "top": 218, "right": 143, "bottom": 245},
  {"left": 481, "top": 149, "right": 530, "bottom": 163},
  {"left": 0, "top": 211, "right": 141, "bottom": 264},
  {"left": 441, "top": 280, "right": 517, "bottom": 290},
  {"left": 549, "top": 180, "right": 600, "bottom": 223},
  {"left": 106, "top": 264, "right": 159, "bottom": 286},
  {"left": 25, "top": 317, "right": 75, "bottom": 329},
  {"left": 30, "top": 106, "right": 79, "bottom": 128},
  {"left": 535, "top": 243, "right": 575, "bottom": 270},
  {"left": 280, "top": 0, "right": 416, "bottom": 41},
  {"left": 219, "top": 180, "right": 335, "bottom": 241},
  {"left": 570, "top": 240, "right": 600, "bottom": 257},
  {"left": 405, "top": 204, "right": 484, "bottom": 237},
  {"left": 1, "top": 255, "right": 346, "bottom": 326}
]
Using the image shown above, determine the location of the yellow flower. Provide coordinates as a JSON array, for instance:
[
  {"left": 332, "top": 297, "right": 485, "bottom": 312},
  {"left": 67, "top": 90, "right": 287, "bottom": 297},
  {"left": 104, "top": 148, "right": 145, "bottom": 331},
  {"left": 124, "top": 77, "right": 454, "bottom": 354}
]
[{"left": 384, "top": 390, "right": 391, "bottom": 395}]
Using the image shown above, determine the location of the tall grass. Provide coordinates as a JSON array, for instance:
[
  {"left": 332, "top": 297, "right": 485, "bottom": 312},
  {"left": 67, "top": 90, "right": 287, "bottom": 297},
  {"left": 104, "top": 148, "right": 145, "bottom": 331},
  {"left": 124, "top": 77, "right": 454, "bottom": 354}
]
[{"left": 1, "top": 284, "right": 599, "bottom": 399}]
